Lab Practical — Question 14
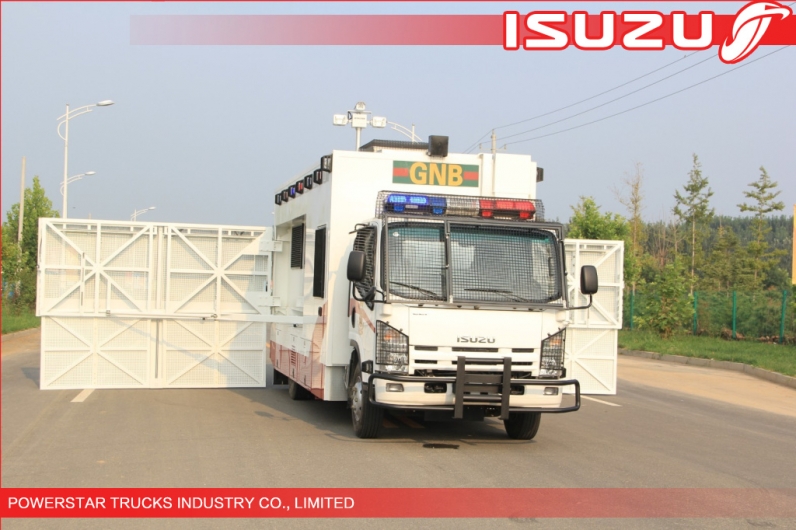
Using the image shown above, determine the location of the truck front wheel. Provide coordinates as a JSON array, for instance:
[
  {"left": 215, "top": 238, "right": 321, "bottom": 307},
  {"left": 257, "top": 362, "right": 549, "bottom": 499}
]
[
  {"left": 504, "top": 412, "right": 541, "bottom": 440},
  {"left": 349, "top": 364, "right": 383, "bottom": 439}
]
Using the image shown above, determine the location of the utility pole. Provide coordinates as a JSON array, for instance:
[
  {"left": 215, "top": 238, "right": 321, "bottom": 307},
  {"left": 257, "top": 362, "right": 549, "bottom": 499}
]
[
  {"left": 491, "top": 130, "right": 497, "bottom": 155},
  {"left": 18, "top": 157, "right": 26, "bottom": 246}
]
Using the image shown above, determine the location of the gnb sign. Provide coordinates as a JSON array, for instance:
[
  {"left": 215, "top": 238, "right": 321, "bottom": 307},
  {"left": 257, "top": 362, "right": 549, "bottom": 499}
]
[{"left": 393, "top": 161, "right": 479, "bottom": 188}]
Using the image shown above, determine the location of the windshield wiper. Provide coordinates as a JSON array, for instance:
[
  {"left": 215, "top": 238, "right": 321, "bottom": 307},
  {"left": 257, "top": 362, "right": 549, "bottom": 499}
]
[
  {"left": 389, "top": 281, "right": 442, "bottom": 299},
  {"left": 464, "top": 288, "right": 533, "bottom": 303}
]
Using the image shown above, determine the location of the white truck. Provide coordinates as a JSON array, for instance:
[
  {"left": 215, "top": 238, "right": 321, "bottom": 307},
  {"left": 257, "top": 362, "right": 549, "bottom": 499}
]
[{"left": 269, "top": 135, "right": 598, "bottom": 439}]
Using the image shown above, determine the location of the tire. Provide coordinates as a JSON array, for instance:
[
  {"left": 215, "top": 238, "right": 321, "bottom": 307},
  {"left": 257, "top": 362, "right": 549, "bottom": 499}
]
[
  {"left": 503, "top": 412, "right": 541, "bottom": 440},
  {"left": 349, "top": 363, "right": 383, "bottom": 439},
  {"left": 288, "top": 379, "right": 311, "bottom": 400}
]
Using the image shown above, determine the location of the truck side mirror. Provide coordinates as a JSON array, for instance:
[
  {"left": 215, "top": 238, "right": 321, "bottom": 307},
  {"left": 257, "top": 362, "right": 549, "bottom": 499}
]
[
  {"left": 580, "top": 265, "right": 599, "bottom": 295},
  {"left": 347, "top": 251, "right": 366, "bottom": 283}
]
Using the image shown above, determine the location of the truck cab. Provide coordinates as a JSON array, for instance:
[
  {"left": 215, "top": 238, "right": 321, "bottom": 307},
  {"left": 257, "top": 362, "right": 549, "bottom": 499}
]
[{"left": 345, "top": 191, "right": 597, "bottom": 438}]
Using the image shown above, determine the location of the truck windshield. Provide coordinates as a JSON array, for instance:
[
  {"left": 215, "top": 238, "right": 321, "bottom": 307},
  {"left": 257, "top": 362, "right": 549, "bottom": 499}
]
[{"left": 384, "top": 221, "right": 563, "bottom": 304}]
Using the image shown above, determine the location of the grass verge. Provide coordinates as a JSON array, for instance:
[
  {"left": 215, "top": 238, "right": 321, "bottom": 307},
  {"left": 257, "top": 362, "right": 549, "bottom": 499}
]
[
  {"left": 618, "top": 330, "right": 796, "bottom": 377},
  {"left": 2, "top": 307, "right": 40, "bottom": 335}
]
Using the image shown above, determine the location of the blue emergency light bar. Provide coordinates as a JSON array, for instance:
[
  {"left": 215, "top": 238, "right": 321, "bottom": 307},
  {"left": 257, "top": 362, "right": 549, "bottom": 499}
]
[{"left": 386, "top": 194, "right": 446, "bottom": 215}]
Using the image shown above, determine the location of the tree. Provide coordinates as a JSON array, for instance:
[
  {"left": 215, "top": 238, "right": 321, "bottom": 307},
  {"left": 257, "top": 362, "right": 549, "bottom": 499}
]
[
  {"left": 637, "top": 256, "right": 692, "bottom": 338},
  {"left": 673, "top": 154, "right": 714, "bottom": 293},
  {"left": 614, "top": 163, "right": 647, "bottom": 295},
  {"left": 2, "top": 176, "right": 59, "bottom": 309},
  {"left": 568, "top": 197, "right": 633, "bottom": 293},
  {"left": 567, "top": 196, "right": 629, "bottom": 240},
  {"left": 737, "top": 166, "right": 785, "bottom": 289},
  {"left": 699, "top": 225, "right": 755, "bottom": 291}
]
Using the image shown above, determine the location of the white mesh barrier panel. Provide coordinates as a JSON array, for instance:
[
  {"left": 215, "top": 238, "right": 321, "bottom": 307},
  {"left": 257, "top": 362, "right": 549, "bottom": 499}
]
[
  {"left": 37, "top": 219, "right": 274, "bottom": 389},
  {"left": 565, "top": 240, "right": 624, "bottom": 329},
  {"left": 41, "top": 317, "right": 151, "bottom": 389},
  {"left": 564, "top": 240, "right": 624, "bottom": 395},
  {"left": 564, "top": 328, "right": 618, "bottom": 395},
  {"left": 160, "top": 320, "right": 265, "bottom": 388}
]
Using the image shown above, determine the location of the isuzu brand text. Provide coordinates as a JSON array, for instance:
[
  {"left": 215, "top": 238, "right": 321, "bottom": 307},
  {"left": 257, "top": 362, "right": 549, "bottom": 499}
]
[
  {"left": 503, "top": 1, "right": 793, "bottom": 64},
  {"left": 457, "top": 336, "right": 497, "bottom": 344}
]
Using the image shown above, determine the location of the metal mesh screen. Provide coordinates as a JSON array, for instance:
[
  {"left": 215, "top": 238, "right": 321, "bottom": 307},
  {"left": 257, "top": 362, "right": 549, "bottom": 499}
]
[
  {"left": 384, "top": 220, "right": 447, "bottom": 301},
  {"left": 353, "top": 226, "right": 376, "bottom": 298},
  {"left": 313, "top": 227, "right": 326, "bottom": 298},
  {"left": 375, "top": 190, "right": 545, "bottom": 221},
  {"left": 383, "top": 218, "right": 562, "bottom": 305},
  {"left": 291, "top": 224, "right": 304, "bottom": 268},
  {"left": 539, "top": 329, "right": 567, "bottom": 377},
  {"left": 450, "top": 224, "right": 562, "bottom": 304},
  {"left": 375, "top": 320, "right": 409, "bottom": 366}
]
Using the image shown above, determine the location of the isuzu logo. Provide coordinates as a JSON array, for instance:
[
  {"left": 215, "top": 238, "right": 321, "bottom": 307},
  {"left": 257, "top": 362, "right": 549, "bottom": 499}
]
[
  {"left": 457, "top": 336, "right": 496, "bottom": 344},
  {"left": 503, "top": 0, "right": 793, "bottom": 64}
]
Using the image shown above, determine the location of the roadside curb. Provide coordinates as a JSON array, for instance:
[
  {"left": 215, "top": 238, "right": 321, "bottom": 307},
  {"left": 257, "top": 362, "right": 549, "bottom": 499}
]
[
  {"left": 619, "top": 348, "right": 796, "bottom": 391},
  {"left": 1, "top": 327, "right": 40, "bottom": 343}
]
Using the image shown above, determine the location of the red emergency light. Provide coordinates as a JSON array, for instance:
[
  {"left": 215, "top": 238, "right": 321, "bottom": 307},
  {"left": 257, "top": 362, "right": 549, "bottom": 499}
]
[{"left": 479, "top": 199, "right": 536, "bottom": 220}]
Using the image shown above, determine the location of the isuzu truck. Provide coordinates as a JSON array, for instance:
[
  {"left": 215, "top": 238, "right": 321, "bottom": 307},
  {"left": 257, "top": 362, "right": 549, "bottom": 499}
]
[{"left": 268, "top": 134, "right": 598, "bottom": 439}]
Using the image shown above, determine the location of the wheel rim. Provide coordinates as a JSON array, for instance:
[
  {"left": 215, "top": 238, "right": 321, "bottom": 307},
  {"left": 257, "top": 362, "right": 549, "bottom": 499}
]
[{"left": 351, "top": 375, "right": 363, "bottom": 425}]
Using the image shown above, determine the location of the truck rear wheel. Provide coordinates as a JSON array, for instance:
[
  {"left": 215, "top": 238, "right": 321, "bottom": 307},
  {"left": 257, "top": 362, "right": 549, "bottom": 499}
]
[
  {"left": 288, "top": 379, "right": 312, "bottom": 400},
  {"left": 349, "top": 364, "right": 382, "bottom": 439},
  {"left": 504, "top": 412, "right": 541, "bottom": 440}
]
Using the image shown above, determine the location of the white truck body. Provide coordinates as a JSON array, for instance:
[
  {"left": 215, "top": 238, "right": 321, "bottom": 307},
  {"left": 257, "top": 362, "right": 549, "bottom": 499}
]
[{"left": 269, "top": 140, "right": 585, "bottom": 428}]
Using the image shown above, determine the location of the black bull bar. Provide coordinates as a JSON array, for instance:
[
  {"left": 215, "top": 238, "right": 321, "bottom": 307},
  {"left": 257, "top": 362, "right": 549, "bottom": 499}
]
[{"left": 367, "top": 356, "right": 580, "bottom": 420}]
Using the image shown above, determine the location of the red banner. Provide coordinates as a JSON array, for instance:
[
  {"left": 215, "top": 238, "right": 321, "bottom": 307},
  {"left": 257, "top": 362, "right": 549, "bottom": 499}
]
[
  {"left": 129, "top": 14, "right": 796, "bottom": 46},
  {"left": 3, "top": 488, "right": 796, "bottom": 518}
]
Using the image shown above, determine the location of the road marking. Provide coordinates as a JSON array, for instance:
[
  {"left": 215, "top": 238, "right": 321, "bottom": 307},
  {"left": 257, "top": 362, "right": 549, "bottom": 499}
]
[
  {"left": 393, "top": 415, "right": 424, "bottom": 429},
  {"left": 71, "top": 389, "right": 95, "bottom": 403},
  {"left": 582, "top": 395, "right": 621, "bottom": 407}
]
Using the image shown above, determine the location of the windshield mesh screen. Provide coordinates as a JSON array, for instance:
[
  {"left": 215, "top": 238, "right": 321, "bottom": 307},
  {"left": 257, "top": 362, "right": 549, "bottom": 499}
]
[
  {"left": 450, "top": 224, "right": 562, "bottom": 304},
  {"left": 384, "top": 221, "right": 446, "bottom": 301},
  {"left": 383, "top": 218, "right": 562, "bottom": 305}
]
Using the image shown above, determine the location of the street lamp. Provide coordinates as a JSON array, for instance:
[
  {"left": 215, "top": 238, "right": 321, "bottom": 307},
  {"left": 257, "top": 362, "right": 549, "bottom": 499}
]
[
  {"left": 387, "top": 121, "right": 421, "bottom": 143},
  {"left": 57, "top": 100, "right": 114, "bottom": 218},
  {"left": 333, "top": 102, "right": 419, "bottom": 149},
  {"left": 131, "top": 207, "right": 155, "bottom": 221},
  {"left": 59, "top": 171, "right": 97, "bottom": 197}
]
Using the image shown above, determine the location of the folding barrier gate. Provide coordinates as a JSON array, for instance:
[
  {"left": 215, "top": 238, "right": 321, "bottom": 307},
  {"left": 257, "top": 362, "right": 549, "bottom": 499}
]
[
  {"left": 37, "top": 220, "right": 623, "bottom": 393},
  {"left": 36, "top": 219, "right": 298, "bottom": 390},
  {"left": 564, "top": 240, "right": 625, "bottom": 395}
]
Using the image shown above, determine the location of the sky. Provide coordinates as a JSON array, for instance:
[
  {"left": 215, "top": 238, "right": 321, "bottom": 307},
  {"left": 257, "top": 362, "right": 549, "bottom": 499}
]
[{"left": 2, "top": 1, "right": 795, "bottom": 227}]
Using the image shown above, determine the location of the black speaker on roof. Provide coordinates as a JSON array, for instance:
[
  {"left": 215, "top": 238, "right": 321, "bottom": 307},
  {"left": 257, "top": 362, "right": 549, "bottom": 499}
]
[{"left": 427, "top": 135, "right": 448, "bottom": 158}]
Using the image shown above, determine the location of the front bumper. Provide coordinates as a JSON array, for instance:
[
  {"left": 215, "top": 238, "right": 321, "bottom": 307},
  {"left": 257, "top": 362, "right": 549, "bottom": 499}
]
[{"left": 367, "top": 356, "right": 580, "bottom": 419}]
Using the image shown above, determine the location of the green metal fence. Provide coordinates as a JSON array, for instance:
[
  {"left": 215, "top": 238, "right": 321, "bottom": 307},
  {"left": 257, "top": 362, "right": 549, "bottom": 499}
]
[{"left": 625, "top": 290, "right": 794, "bottom": 343}]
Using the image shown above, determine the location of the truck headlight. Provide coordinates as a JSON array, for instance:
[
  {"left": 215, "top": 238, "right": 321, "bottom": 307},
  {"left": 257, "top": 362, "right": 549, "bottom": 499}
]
[
  {"left": 376, "top": 321, "right": 409, "bottom": 372},
  {"left": 539, "top": 329, "right": 565, "bottom": 379}
]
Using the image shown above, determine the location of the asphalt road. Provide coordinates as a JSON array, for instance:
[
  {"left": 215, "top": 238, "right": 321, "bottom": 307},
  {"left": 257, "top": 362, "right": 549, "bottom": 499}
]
[{"left": 2, "top": 332, "right": 795, "bottom": 529}]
